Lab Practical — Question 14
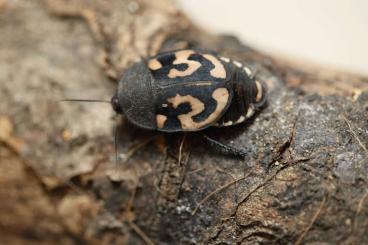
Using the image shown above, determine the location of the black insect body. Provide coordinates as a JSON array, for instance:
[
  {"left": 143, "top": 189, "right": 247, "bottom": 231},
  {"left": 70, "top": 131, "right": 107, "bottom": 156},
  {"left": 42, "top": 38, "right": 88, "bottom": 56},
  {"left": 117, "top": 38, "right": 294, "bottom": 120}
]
[{"left": 112, "top": 49, "right": 267, "bottom": 133}]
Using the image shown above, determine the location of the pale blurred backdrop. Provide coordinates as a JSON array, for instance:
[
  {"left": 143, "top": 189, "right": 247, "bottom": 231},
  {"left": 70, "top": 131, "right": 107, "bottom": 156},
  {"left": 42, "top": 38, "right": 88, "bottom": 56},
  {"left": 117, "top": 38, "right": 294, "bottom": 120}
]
[{"left": 179, "top": 0, "right": 368, "bottom": 75}]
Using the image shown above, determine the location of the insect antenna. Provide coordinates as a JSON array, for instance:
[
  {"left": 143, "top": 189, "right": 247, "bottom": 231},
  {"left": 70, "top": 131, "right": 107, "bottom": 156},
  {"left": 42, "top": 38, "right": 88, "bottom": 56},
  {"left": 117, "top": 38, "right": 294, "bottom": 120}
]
[
  {"left": 60, "top": 97, "right": 123, "bottom": 175},
  {"left": 113, "top": 116, "right": 120, "bottom": 170},
  {"left": 59, "top": 99, "right": 111, "bottom": 103}
]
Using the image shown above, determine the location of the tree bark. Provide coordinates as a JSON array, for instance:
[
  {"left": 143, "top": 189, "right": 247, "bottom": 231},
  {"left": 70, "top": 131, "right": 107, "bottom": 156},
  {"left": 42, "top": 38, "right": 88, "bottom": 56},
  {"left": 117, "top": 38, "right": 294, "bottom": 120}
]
[{"left": 0, "top": 0, "right": 367, "bottom": 244}]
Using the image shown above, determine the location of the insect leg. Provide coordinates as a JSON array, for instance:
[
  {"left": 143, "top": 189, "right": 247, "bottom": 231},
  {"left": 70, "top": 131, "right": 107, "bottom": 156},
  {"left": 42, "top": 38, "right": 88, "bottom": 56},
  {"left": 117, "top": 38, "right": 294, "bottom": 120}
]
[
  {"left": 114, "top": 116, "right": 119, "bottom": 166},
  {"left": 202, "top": 134, "right": 246, "bottom": 158}
]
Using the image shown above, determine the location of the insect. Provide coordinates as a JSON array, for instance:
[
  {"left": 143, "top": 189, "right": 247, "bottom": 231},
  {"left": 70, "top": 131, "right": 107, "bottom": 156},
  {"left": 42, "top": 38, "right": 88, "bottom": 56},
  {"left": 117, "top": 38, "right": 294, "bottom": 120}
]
[
  {"left": 110, "top": 49, "right": 267, "bottom": 157},
  {"left": 65, "top": 49, "right": 267, "bottom": 157}
]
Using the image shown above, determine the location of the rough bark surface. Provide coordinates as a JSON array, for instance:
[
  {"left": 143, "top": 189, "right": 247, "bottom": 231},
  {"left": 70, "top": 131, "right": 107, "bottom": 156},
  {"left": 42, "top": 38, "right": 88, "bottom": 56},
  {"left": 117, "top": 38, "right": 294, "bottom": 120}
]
[{"left": 0, "top": 1, "right": 367, "bottom": 244}]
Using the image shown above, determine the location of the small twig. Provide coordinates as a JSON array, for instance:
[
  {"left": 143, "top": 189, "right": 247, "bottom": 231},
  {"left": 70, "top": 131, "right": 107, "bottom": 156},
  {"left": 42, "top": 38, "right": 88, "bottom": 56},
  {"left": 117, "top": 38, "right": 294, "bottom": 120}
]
[
  {"left": 192, "top": 173, "right": 250, "bottom": 215},
  {"left": 114, "top": 119, "right": 119, "bottom": 173},
  {"left": 275, "top": 176, "right": 298, "bottom": 182},
  {"left": 128, "top": 221, "right": 155, "bottom": 245},
  {"left": 66, "top": 175, "right": 156, "bottom": 245},
  {"left": 294, "top": 196, "right": 327, "bottom": 245},
  {"left": 356, "top": 190, "right": 368, "bottom": 214},
  {"left": 126, "top": 184, "right": 138, "bottom": 214},
  {"left": 273, "top": 112, "right": 299, "bottom": 166},
  {"left": 215, "top": 167, "right": 238, "bottom": 203},
  {"left": 215, "top": 167, "right": 236, "bottom": 181},
  {"left": 352, "top": 189, "right": 368, "bottom": 234},
  {"left": 153, "top": 179, "right": 173, "bottom": 200},
  {"left": 238, "top": 170, "right": 279, "bottom": 205},
  {"left": 121, "top": 136, "right": 155, "bottom": 162},
  {"left": 121, "top": 181, "right": 155, "bottom": 245},
  {"left": 238, "top": 157, "right": 310, "bottom": 206},
  {"left": 178, "top": 133, "right": 187, "bottom": 165},
  {"left": 180, "top": 151, "right": 191, "bottom": 181},
  {"left": 221, "top": 216, "right": 235, "bottom": 221},
  {"left": 187, "top": 167, "right": 206, "bottom": 175},
  {"left": 342, "top": 115, "right": 368, "bottom": 156},
  {"left": 65, "top": 180, "right": 88, "bottom": 196}
]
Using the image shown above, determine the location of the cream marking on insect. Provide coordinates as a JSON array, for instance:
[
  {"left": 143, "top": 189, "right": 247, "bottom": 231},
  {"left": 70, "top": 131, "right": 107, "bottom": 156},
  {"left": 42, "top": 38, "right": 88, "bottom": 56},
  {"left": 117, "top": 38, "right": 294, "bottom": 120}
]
[
  {"left": 233, "top": 61, "right": 242, "bottom": 68},
  {"left": 148, "top": 58, "right": 162, "bottom": 70},
  {"left": 243, "top": 66, "right": 252, "bottom": 76},
  {"left": 156, "top": 114, "right": 167, "bottom": 128},
  {"left": 184, "top": 82, "right": 212, "bottom": 87},
  {"left": 203, "top": 54, "right": 226, "bottom": 79},
  {"left": 235, "top": 115, "right": 245, "bottom": 124},
  {"left": 255, "top": 80, "right": 263, "bottom": 102},
  {"left": 245, "top": 105, "right": 255, "bottom": 118},
  {"left": 220, "top": 57, "right": 230, "bottom": 63},
  {"left": 168, "top": 94, "right": 204, "bottom": 129},
  {"left": 167, "top": 88, "right": 229, "bottom": 130},
  {"left": 168, "top": 50, "right": 201, "bottom": 78},
  {"left": 223, "top": 121, "right": 233, "bottom": 126}
]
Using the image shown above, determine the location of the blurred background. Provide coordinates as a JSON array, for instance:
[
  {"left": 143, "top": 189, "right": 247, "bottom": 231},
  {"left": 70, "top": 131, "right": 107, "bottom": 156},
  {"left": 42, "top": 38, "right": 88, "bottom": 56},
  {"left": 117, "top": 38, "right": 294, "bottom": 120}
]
[{"left": 179, "top": 0, "right": 368, "bottom": 76}]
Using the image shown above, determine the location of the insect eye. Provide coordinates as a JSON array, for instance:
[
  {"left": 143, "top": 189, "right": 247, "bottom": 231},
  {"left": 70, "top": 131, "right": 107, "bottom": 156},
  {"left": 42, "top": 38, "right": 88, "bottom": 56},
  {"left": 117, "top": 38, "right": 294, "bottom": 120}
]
[{"left": 111, "top": 94, "right": 122, "bottom": 114}]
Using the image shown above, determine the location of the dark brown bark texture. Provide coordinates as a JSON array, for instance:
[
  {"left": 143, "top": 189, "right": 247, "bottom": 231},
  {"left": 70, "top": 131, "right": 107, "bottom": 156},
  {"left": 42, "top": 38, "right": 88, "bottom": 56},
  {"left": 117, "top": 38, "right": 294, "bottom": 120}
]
[{"left": 0, "top": 0, "right": 368, "bottom": 244}]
